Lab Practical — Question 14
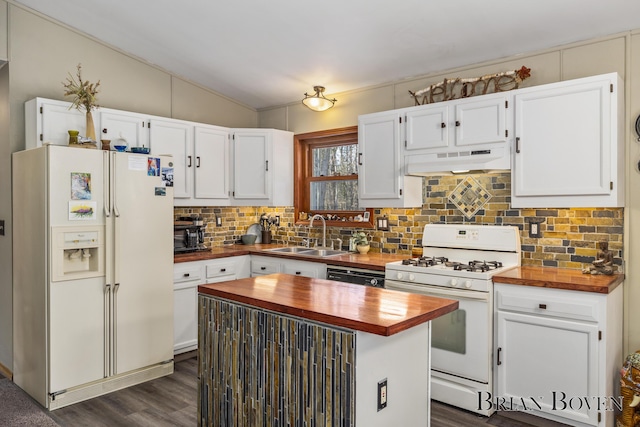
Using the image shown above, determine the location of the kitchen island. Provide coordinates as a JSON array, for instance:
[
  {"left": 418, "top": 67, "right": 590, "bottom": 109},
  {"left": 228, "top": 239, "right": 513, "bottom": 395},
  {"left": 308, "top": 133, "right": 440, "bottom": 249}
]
[{"left": 198, "top": 273, "right": 458, "bottom": 426}]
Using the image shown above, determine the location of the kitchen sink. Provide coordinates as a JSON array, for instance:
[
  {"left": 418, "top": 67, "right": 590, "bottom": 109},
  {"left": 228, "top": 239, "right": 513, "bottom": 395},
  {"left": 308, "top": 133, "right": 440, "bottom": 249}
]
[
  {"left": 304, "top": 249, "right": 347, "bottom": 257},
  {"left": 267, "top": 247, "right": 316, "bottom": 254},
  {"left": 266, "top": 247, "right": 348, "bottom": 258}
]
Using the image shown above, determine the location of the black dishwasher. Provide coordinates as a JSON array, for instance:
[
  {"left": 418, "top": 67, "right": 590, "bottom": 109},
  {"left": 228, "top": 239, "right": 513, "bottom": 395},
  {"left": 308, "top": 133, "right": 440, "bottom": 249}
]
[{"left": 326, "top": 265, "right": 385, "bottom": 288}]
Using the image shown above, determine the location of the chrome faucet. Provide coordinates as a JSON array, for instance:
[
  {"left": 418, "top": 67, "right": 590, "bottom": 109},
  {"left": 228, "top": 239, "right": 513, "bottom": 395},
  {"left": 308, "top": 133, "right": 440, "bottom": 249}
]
[{"left": 309, "top": 214, "right": 326, "bottom": 248}]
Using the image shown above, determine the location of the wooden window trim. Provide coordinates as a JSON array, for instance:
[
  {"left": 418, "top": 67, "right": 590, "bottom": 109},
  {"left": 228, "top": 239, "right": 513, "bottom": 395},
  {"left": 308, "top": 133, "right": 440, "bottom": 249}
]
[{"left": 294, "top": 126, "right": 374, "bottom": 228}]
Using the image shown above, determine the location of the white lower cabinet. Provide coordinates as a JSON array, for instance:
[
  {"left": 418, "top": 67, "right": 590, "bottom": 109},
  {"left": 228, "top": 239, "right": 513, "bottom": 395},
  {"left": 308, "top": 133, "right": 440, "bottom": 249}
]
[
  {"left": 282, "top": 259, "right": 327, "bottom": 278},
  {"left": 250, "top": 255, "right": 326, "bottom": 278},
  {"left": 251, "top": 256, "right": 283, "bottom": 277},
  {"left": 173, "top": 256, "right": 250, "bottom": 354},
  {"left": 494, "top": 283, "right": 623, "bottom": 427},
  {"left": 173, "top": 262, "right": 204, "bottom": 355}
]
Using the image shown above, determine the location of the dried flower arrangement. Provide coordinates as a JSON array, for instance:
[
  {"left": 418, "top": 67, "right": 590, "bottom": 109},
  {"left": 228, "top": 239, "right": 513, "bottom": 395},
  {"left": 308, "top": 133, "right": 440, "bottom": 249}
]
[
  {"left": 62, "top": 63, "right": 100, "bottom": 142},
  {"left": 62, "top": 63, "right": 100, "bottom": 112}
]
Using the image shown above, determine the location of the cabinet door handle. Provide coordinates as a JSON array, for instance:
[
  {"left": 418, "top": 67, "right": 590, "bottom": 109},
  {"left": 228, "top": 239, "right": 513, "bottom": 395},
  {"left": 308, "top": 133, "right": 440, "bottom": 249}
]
[
  {"left": 196, "top": 156, "right": 201, "bottom": 168},
  {"left": 358, "top": 153, "right": 363, "bottom": 165},
  {"left": 183, "top": 273, "right": 190, "bottom": 277},
  {"left": 102, "top": 128, "right": 108, "bottom": 134},
  {"left": 265, "top": 160, "right": 269, "bottom": 171},
  {"left": 187, "top": 155, "right": 192, "bottom": 167},
  {"left": 295, "top": 271, "right": 302, "bottom": 275},
  {"left": 497, "top": 347, "right": 502, "bottom": 365},
  {"left": 261, "top": 266, "right": 266, "bottom": 270},
  {"left": 455, "top": 120, "right": 461, "bottom": 127},
  {"left": 220, "top": 268, "right": 226, "bottom": 273},
  {"left": 441, "top": 122, "right": 446, "bottom": 128},
  {"left": 539, "top": 303, "right": 547, "bottom": 309},
  {"left": 516, "top": 137, "right": 521, "bottom": 154}
]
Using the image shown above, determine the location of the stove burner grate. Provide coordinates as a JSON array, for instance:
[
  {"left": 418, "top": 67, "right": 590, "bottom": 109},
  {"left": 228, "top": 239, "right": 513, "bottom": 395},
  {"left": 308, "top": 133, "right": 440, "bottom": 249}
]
[
  {"left": 400, "top": 257, "right": 504, "bottom": 272},
  {"left": 402, "top": 256, "right": 448, "bottom": 267},
  {"left": 454, "top": 260, "right": 504, "bottom": 272}
]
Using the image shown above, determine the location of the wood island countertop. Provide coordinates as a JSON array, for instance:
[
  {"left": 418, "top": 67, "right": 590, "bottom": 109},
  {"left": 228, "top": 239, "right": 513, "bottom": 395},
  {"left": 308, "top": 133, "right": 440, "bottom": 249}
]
[
  {"left": 175, "top": 244, "right": 409, "bottom": 270},
  {"left": 493, "top": 266, "right": 624, "bottom": 294},
  {"left": 198, "top": 273, "right": 458, "bottom": 336}
]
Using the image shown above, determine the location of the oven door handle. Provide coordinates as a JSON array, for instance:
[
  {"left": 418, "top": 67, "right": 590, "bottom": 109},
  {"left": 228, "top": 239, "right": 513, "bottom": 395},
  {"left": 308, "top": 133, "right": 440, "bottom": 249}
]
[{"left": 385, "top": 279, "right": 489, "bottom": 301}]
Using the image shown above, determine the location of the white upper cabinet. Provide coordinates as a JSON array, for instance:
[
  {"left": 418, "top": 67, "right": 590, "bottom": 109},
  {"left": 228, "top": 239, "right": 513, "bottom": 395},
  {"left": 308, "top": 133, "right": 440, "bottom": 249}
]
[
  {"left": 99, "top": 111, "right": 149, "bottom": 149},
  {"left": 25, "top": 98, "right": 99, "bottom": 148},
  {"left": 193, "top": 126, "right": 230, "bottom": 201},
  {"left": 512, "top": 73, "right": 623, "bottom": 208},
  {"left": 149, "top": 118, "right": 194, "bottom": 199},
  {"left": 358, "top": 110, "right": 423, "bottom": 208},
  {"left": 150, "top": 119, "right": 231, "bottom": 205},
  {"left": 25, "top": 98, "right": 293, "bottom": 208},
  {"left": 403, "top": 93, "right": 511, "bottom": 174},
  {"left": 231, "top": 129, "right": 293, "bottom": 206},
  {"left": 405, "top": 94, "right": 508, "bottom": 151}
]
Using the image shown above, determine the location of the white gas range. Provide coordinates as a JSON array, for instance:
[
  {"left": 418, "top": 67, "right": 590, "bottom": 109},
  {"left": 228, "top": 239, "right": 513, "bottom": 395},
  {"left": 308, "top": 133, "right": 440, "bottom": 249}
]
[{"left": 385, "top": 224, "right": 521, "bottom": 416}]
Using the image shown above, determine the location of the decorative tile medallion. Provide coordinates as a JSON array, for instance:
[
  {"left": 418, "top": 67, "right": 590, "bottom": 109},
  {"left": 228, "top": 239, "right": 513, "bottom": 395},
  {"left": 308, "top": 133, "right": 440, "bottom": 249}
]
[{"left": 448, "top": 176, "right": 492, "bottom": 219}]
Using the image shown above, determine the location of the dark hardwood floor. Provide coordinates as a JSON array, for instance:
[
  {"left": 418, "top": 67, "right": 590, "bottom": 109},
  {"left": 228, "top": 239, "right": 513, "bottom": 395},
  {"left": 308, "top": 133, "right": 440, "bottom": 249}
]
[{"left": 48, "top": 353, "right": 568, "bottom": 426}]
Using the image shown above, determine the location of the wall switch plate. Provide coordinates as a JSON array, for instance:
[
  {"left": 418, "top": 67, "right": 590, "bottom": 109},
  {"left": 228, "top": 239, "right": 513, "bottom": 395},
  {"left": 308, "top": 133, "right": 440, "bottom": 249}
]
[
  {"left": 377, "top": 378, "right": 387, "bottom": 411},
  {"left": 275, "top": 216, "right": 280, "bottom": 227},
  {"left": 216, "top": 216, "right": 222, "bottom": 227},
  {"left": 0, "top": 220, "right": 4, "bottom": 236}
]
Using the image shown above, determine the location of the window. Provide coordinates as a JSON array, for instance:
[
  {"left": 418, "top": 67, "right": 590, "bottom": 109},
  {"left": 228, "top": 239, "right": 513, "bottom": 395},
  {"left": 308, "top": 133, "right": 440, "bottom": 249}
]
[{"left": 294, "top": 126, "right": 373, "bottom": 227}]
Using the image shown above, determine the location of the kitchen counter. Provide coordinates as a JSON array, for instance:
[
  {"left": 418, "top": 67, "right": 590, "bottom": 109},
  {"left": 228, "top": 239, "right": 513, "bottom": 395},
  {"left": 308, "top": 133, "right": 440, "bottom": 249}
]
[
  {"left": 198, "top": 273, "right": 458, "bottom": 336},
  {"left": 175, "top": 244, "right": 409, "bottom": 270},
  {"left": 198, "top": 274, "right": 458, "bottom": 425},
  {"left": 493, "top": 266, "right": 624, "bottom": 294}
]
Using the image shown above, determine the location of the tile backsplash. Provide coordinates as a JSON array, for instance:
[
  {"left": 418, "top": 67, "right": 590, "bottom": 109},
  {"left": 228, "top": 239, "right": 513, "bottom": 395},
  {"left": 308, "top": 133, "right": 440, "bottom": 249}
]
[{"left": 175, "top": 172, "right": 623, "bottom": 270}]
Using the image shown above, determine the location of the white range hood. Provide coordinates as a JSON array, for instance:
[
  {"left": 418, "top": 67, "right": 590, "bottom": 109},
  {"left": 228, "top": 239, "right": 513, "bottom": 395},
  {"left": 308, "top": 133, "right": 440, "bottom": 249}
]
[{"left": 405, "top": 141, "right": 511, "bottom": 176}]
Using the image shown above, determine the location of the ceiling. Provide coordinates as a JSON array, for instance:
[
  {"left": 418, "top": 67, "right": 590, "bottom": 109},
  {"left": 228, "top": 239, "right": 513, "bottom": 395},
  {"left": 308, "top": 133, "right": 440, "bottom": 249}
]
[{"left": 12, "top": 0, "right": 640, "bottom": 110}]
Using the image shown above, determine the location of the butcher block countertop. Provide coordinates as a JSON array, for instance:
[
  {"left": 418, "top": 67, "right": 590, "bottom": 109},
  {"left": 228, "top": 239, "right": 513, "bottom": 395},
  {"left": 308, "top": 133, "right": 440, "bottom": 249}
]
[
  {"left": 175, "top": 244, "right": 409, "bottom": 271},
  {"left": 198, "top": 273, "right": 458, "bottom": 336},
  {"left": 493, "top": 266, "right": 624, "bottom": 294}
]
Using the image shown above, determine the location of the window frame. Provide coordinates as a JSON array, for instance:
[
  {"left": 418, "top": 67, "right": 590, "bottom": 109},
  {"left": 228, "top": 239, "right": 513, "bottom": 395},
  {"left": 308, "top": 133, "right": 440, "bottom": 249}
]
[{"left": 294, "top": 126, "right": 374, "bottom": 228}]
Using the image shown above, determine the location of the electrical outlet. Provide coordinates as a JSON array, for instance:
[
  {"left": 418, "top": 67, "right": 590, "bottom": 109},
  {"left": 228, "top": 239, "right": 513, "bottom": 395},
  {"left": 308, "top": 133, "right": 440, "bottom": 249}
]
[
  {"left": 528, "top": 219, "right": 543, "bottom": 238},
  {"left": 377, "top": 379, "right": 387, "bottom": 411},
  {"left": 216, "top": 216, "right": 222, "bottom": 227},
  {"left": 275, "top": 215, "right": 280, "bottom": 227}
]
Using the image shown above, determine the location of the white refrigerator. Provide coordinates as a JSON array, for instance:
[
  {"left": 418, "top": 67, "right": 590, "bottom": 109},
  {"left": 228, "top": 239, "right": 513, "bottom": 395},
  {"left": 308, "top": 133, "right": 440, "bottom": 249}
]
[{"left": 12, "top": 145, "right": 175, "bottom": 410}]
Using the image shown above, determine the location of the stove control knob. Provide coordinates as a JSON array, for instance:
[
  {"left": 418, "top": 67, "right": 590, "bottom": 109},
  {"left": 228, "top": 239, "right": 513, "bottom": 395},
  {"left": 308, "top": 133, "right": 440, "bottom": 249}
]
[
  {"left": 409, "top": 274, "right": 415, "bottom": 281},
  {"left": 464, "top": 280, "right": 472, "bottom": 289},
  {"left": 396, "top": 272, "right": 403, "bottom": 280},
  {"left": 450, "top": 279, "right": 458, "bottom": 287}
]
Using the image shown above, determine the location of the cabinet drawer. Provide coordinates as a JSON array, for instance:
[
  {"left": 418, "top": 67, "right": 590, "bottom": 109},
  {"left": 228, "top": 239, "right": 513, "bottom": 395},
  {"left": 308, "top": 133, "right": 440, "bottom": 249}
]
[
  {"left": 495, "top": 284, "right": 600, "bottom": 323},
  {"left": 173, "top": 264, "right": 203, "bottom": 283},
  {"left": 283, "top": 266, "right": 321, "bottom": 278},
  {"left": 251, "top": 258, "right": 282, "bottom": 275},
  {"left": 205, "top": 259, "right": 237, "bottom": 278}
]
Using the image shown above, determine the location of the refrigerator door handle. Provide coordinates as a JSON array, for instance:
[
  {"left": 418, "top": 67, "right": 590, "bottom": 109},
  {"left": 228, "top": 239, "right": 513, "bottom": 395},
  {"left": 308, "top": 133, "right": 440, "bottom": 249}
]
[
  {"left": 112, "top": 154, "right": 120, "bottom": 218},
  {"left": 103, "top": 151, "right": 111, "bottom": 217},
  {"left": 110, "top": 152, "right": 116, "bottom": 216},
  {"left": 104, "top": 283, "right": 111, "bottom": 377},
  {"left": 112, "top": 283, "right": 120, "bottom": 374}
]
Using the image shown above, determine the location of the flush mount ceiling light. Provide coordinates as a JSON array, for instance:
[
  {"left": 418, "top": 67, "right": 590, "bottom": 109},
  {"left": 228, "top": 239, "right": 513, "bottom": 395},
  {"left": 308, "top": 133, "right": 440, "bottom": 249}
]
[{"left": 302, "top": 86, "right": 337, "bottom": 112}]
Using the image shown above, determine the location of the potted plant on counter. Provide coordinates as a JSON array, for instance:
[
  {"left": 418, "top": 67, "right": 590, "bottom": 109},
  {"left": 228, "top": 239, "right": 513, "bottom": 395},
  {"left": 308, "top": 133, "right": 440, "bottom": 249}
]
[{"left": 352, "top": 231, "right": 370, "bottom": 254}]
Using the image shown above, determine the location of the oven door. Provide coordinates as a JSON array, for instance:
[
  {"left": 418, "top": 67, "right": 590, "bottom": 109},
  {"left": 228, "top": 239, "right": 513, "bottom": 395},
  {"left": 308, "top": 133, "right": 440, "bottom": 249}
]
[{"left": 385, "top": 279, "right": 491, "bottom": 384}]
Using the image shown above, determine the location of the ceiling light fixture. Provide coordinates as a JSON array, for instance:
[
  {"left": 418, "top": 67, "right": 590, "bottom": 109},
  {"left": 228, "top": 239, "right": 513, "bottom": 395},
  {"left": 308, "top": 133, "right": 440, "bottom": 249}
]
[{"left": 302, "top": 86, "right": 337, "bottom": 112}]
